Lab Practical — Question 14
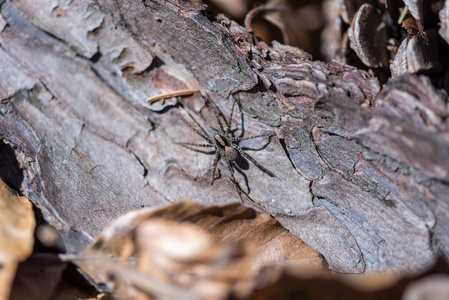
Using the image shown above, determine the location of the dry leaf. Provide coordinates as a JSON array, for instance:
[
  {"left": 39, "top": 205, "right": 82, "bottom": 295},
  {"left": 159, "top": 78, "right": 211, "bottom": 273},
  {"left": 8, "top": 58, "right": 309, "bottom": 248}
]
[
  {"left": 77, "top": 201, "right": 322, "bottom": 299},
  {"left": 208, "top": 0, "right": 249, "bottom": 18},
  {"left": 249, "top": 258, "right": 449, "bottom": 300},
  {"left": 9, "top": 255, "right": 67, "bottom": 300},
  {"left": 10, "top": 253, "right": 102, "bottom": 300},
  {"left": 0, "top": 178, "right": 35, "bottom": 300}
]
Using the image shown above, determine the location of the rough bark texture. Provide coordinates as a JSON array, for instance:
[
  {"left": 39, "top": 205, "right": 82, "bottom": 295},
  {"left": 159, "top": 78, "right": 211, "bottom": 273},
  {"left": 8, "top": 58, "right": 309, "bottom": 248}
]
[{"left": 1, "top": 0, "right": 448, "bottom": 274}]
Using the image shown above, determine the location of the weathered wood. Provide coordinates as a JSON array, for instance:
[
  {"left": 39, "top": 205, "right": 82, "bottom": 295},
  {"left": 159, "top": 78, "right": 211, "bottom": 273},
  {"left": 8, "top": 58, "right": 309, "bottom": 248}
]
[{"left": 0, "top": 0, "right": 448, "bottom": 274}]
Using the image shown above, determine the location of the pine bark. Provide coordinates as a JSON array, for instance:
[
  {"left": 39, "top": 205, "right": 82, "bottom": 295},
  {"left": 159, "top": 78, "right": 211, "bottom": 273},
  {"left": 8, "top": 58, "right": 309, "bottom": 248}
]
[{"left": 0, "top": 0, "right": 448, "bottom": 273}]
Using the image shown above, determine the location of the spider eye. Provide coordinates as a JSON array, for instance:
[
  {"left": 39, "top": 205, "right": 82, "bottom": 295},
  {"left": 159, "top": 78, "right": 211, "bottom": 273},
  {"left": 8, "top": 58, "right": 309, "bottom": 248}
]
[{"left": 225, "top": 146, "right": 238, "bottom": 161}]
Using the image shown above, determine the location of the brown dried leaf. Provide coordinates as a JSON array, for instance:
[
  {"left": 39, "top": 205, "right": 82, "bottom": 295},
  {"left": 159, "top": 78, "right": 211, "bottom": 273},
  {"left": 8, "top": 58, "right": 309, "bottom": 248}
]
[
  {"left": 250, "top": 259, "right": 449, "bottom": 300},
  {"left": 9, "top": 255, "right": 67, "bottom": 300},
  {"left": 340, "top": 0, "right": 376, "bottom": 24},
  {"left": 10, "top": 253, "right": 101, "bottom": 300},
  {"left": 78, "top": 201, "right": 322, "bottom": 299},
  {"left": 439, "top": 0, "right": 449, "bottom": 45},
  {"left": 401, "top": 13, "right": 424, "bottom": 36},
  {"left": 403, "top": 0, "right": 424, "bottom": 22},
  {"left": 136, "top": 219, "right": 252, "bottom": 300},
  {"left": 347, "top": 4, "right": 386, "bottom": 68},
  {"left": 390, "top": 30, "right": 440, "bottom": 77},
  {"left": 402, "top": 274, "right": 449, "bottom": 300},
  {"left": 250, "top": 269, "right": 401, "bottom": 300},
  {"left": 0, "top": 179, "right": 35, "bottom": 300},
  {"left": 208, "top": 0, "right": 249, "bottom": 18}
]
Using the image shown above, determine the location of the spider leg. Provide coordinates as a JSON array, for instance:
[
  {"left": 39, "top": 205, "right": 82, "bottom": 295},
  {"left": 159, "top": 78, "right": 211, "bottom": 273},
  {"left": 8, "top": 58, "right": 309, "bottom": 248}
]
[
  {"left": 232, "top": 132, "right": 275, "bottom": 142},
  {"left": 224, "top": 156, "right": 243, "bottom": 202},
  {"left": 211, "top": 151, "right": 221, "bottom": 185},
  {"left": 234, "top": 133, "right": 274, "bottom": 151},
  {"left": 225, "top": 98, "right": 237, "bottom": 135},
  {"left": 233, "top": 163, "right": 251, "bottom": 194},
  {"left": 209, "top": 100, "right": 226, "bottom": 133},
  {"left": 176, "top": 144, "right": 216, "bottom": 155},
  {"left": 182, "top": 110, "right": 214, "bottom": 143},
  {"left": 184, "top": 121, "right": 214, "bottom": 143},
  {"left": 175, "top": 142, "right": 214, "bottom": 148},
  {"left": 237, "top": 148, "right": 275, "bottom": 177},
  {"left": 237, "top": 99, "right": 246, "bottom": 139}
]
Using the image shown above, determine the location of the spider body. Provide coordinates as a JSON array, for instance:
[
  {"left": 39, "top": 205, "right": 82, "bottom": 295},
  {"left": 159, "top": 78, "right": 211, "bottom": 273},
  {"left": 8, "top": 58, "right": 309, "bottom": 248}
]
[
  {"left": 177, "top": 98, "right": 275, "bottom": 200},
  {"left": 215, "top": 133, "right": 238, "bottom": 161}
]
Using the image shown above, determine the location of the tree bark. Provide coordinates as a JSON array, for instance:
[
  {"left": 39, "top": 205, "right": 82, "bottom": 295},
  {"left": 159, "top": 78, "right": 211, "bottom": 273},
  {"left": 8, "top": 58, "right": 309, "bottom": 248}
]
[{"left": 0, "top": 0, "right": 448, "bottom": 274}]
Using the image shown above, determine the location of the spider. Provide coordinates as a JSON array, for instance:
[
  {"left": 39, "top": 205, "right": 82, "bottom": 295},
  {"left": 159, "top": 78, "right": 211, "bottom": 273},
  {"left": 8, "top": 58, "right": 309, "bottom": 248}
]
[{"left": 176, "top": 97, "right": 275, "bottom": 201}]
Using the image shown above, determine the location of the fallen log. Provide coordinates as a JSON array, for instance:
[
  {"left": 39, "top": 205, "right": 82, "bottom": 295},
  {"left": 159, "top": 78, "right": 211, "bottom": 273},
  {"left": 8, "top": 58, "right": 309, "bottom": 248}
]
[{"left": 0, "top": 0, "right": 448, "bottom": 274}]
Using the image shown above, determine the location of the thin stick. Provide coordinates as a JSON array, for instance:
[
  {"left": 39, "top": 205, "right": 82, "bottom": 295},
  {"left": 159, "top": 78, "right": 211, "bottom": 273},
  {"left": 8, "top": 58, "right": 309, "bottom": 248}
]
[
  {"left": 146, "top": 89, "right": 199, "bottom": 103},
  {"left": 398, "top": 6, "right": 409, "bottom": 25}
]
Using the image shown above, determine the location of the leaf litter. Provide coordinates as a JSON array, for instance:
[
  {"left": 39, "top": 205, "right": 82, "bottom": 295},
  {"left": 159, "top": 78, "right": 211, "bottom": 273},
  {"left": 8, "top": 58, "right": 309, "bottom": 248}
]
[
  {"left": 0, "top": 179, "right": 35, "bottom": 300},
  {"left": 76, "top": 201, "right": 322, "bottom": 299}
]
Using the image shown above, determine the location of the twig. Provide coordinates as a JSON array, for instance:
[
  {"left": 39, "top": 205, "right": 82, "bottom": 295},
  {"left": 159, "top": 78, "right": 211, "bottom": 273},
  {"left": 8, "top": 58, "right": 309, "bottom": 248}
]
[{"left": 146, "top": 89, "right": 199, "bottom": 103}]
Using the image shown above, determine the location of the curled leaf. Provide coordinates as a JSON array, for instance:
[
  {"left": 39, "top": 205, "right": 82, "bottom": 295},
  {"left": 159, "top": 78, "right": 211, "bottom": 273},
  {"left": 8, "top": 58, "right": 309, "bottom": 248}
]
[
  {"left": 78, "top": 201, "right": 322, "bottom": 299},
  {"left": 0, "top": 179, "right": 35, "bottom": 300}
]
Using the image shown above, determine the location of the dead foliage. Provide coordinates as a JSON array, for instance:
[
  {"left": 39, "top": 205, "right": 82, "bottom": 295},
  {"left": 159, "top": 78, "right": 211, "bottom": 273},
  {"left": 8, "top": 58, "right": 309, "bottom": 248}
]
[
  {"left": 0, "top": 179, "right": 35, "bottom": 300},
  {"left": 2, "top": 0, "right": 449, "bottom": 299},
  {"left": 77, "top": 201, "right": 322, "bottom": 299}
]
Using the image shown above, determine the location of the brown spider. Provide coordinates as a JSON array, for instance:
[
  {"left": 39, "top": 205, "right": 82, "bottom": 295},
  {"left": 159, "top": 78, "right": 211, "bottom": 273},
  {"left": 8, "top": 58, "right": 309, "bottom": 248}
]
[{"left": 177, "top": 97, "right": 275, "bottom": 201}]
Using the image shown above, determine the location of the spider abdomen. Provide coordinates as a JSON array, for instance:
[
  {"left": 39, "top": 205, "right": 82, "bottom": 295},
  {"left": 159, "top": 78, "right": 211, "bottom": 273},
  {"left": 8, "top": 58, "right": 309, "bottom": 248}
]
[{"left": 225, "top": 146, "right": 238, "bottom": 161}]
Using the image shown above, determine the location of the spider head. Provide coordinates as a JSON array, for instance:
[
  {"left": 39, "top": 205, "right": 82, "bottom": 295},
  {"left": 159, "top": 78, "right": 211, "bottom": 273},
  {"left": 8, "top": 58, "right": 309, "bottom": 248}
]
[{"left": 214, "top": 133, "right": 239, "bottom": 161}]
